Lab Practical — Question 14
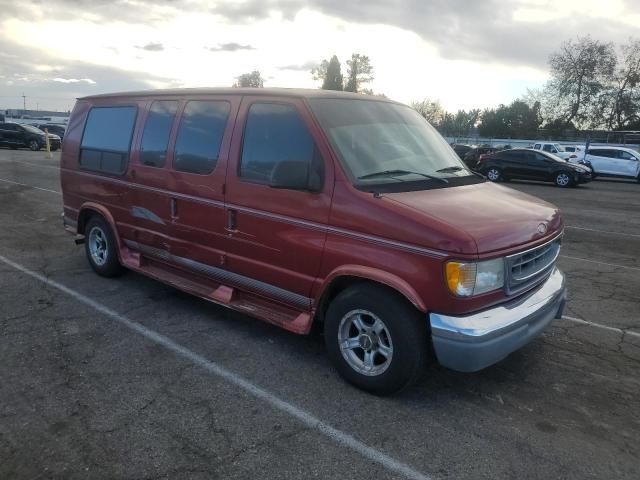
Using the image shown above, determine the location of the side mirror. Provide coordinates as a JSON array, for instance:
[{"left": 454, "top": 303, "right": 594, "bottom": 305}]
[{"left": 270, "top": 160, "right": 320, "bottom": 192}]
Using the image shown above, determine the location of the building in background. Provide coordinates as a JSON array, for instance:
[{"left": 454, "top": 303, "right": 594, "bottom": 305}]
[{"left": 2, "top": 109, "right": 70, "bottom": 126}]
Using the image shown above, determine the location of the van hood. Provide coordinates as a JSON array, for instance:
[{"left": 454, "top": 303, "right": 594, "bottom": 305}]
[{"left": 384, "top": 182, "right": 562, "bottom": 254}]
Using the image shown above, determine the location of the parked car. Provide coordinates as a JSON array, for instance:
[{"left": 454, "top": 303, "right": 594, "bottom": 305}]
[
  {"left": 451, "top": 143, "right": 473, "bottom": 160},
  {"left": 477, "top": 148, "right": 592, "bottom": 187},
  {"left": 463, "top": 145, "right": 498, "bottom": 169},
  {"left": 0, "top": 122, "right": 61, "bottom": 151},
  {"left": 562, "top": 145, "right": 583, "bottom": 154},
  {"left": 34, "top": 123, "right": 66, "bottom": 140},
  {"left": 578, "top": 146, "right": 640, "bottom": 181},
  {"left": 60, "top": 88, "right": 566, "bottom": 394},
  {"left": 532, "top": 142, "right": 575, "bottom": 160}
]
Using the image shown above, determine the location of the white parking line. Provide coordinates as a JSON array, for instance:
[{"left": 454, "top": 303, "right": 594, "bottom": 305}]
[
  {"left": 3, "top": 160, "right": 60, "bottom": 170},
  {"left": 559, "top": 254, "right": 640, "bottom": 272},
  {"left": 0, "top": 177, "right": 61, "bottom": 195},
  {"left": 562, "top": 315, "right": 640, "bottom": 339},
  {"left": 0, "top": 253, "right": 432, "bottom": 480},
  {"left": 565, "top": 225, "right": 640, "bottom": 238}
]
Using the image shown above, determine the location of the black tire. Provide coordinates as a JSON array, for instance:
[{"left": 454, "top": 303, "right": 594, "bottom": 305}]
[
  {"left": 84, "top": 216, "right": 124, "bottom": 277},
  {"left": 324, "top": 283, "right": 428, "bottom": 395},
  {"left": 486, "top": 167, "right": 502, "bottom": 182},
  {"left": 29, "top": 139, "right": 41, "bottom": 151},
  {"left": 51, "top": 146, "right": 59, "bottom": 152},
  {"left": 554, "top": 171, "right": 572, "bottom": 188}
]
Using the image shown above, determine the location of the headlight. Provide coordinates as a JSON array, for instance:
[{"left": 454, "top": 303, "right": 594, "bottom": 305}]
[{"left": 445, "top": 258, "right": 505, "bottom": 296}]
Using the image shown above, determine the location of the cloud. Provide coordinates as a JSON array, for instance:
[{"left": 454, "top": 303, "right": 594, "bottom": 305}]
[
  {"left": 208, "top": 42, "right": 255, "bottom": 52},
  {"left": 52, "top": 77, "right": 97, "bottom": 84},
  {"left": 0, "top": 37, "right": 177, "bottom": 110},
  {"left": 278, "top": 61, "right": 318, "bottom": 71},
  {"left": 209, "top": 0, "right": 640, "bottom": 69},
  {"left": 139, "top": 42, "right": 164, "bottom": 52}
]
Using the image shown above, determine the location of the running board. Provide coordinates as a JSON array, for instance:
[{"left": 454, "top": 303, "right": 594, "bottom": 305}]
[{"left": 120, "top": 245, "right": 313, "bottom": 335}]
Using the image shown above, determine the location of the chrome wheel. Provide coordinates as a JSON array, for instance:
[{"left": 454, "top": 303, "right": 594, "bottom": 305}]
[
  {"left": 88, "top": 226, "right": 108, "bottom": 266},
  {"left": 487, "top": 168, "right": 500, "bottom": 181},
  {"left": 338, "top": 309, "right": 393, "bottom": 376},
  {"left": 556, "top": 173, "right": 570, "bottom": 187}
]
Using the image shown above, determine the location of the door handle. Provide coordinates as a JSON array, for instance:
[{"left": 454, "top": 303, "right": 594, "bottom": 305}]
[
  {"left": 226, "top": 209, "right": 237, "bottom": 232},
  {"left": 170, "top": 198, "right": 177, "bottom": 218}
]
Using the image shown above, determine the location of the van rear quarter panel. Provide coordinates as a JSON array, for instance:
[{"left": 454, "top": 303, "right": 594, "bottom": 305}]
[{"left": 60, "top": 98, "right": 145, "bottom": 243}]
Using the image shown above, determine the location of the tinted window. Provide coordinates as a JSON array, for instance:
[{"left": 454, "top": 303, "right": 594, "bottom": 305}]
[
  {"left": 80, "top": 106, "right": 137, "bottom": 174},
  {"left": 240, "top": 103, "right": 316, "bottom": 184},
  {"left": 173, "top": 101, "right": 230, "bottom": 174},
  {"left": 619, "top": 150, "right": 636, "bottom": 160},
  {"left": 140, "top": 101, "right": 178, "bottom": 167},
  {"left": 542, "top": 144, "right": 553, "bottom": 152},
  {"left": 592, "top": 149, "right": 614, "bottom": 158},
  {"left": 533, "top": 144, "right": 541, "bottom": 149}
]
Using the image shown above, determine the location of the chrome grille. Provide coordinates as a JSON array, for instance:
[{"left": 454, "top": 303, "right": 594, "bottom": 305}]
[{"left": 505, "top": 235, "right": 561, "bottom": 295}]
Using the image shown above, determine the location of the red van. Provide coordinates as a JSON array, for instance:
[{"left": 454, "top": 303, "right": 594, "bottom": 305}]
[{"left": 61, "top": 88, "right": 566, "bottom": 394}]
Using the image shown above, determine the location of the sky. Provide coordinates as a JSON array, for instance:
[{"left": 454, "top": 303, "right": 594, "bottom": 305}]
[{"left": 1, "top": 0, "right": 639, "bottom": 113}]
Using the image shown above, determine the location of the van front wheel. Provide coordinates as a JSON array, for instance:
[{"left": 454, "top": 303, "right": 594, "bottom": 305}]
[
  {"left": 325, "top": 284, "right": 428, "bottom": 395},
  {"left": 84, "top": 216, "right": 124, "bottom": 277}
]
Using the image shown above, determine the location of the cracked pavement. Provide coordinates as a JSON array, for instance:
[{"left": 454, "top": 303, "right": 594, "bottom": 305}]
[{"left": 0, "top": 150, "right": 639, "bottom": 479}]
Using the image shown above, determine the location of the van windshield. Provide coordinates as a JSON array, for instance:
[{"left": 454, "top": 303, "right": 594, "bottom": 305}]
[{"left": 308, "top": 98, "right": 481, "bottom": 191}]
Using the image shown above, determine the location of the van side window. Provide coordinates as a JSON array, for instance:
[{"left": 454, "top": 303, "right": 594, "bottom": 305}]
[
  {"left": 240, "top": 103, "right": 316, "bottom": 184},
  {"left": 173, "top": 101, "right": 230, "bottom": 175},
  {"left": 140, "top": 101, "right": 178, "bottom": 167},
  {"left": 80, "top": 106, "right": 137, "bottom": 175}
]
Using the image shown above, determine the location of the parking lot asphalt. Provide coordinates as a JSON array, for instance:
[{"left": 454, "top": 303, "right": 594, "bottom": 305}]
[{"left": 0, "top": 149, "right": 638, "bottom": 480}]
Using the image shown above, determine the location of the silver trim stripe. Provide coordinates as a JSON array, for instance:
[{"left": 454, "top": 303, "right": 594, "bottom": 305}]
[
  {"left": 65, "top": 169, "right": 449, "bottom": 259},
  {"left": 124, "top": 239, "right": 311, "bottom": 309}
]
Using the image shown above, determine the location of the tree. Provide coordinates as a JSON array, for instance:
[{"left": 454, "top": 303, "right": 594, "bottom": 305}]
[
  {"left": 604, "top": 39, "right": 640, "bottom": 129},
  {"left": 233, "top": 70, "right": 264, "bottom": 88},
  {"left": 439, "top": 109, "right": 480, "bottom": 137},
  {"left": 411, "top": 99, "right": 445, "bottom": 125},
  {"left": 344, "top": 54, "right": 374, "bottom": 93},
  {"left": 545, "top": 36, "right": 616, "bottom": 128},
  {"left": 312, "top": 55, "right": 343, "bottom": 90},
  {"left": 478, "top": 100, "right": 542, "bottom": 138}
]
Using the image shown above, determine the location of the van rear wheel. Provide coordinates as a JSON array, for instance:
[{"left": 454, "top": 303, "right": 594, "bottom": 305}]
[
  {"left": 84, "top": 216, "right": 124, "bottom": 277},
  {"left": 324, "top": 284, "right": 428, "bottom": 395}
]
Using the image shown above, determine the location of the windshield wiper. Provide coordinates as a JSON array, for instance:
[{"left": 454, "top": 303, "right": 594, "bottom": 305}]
[
  {"left": 357, "top": 169, "right": 448, "bottom": 183},
  {"left": 435, "top": 166, "right": 464, "bottom": 173}
]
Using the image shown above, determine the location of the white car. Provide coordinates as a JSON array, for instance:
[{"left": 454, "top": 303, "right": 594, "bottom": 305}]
[
  {"left": 532, "top": 142, "right": 575, "bottom": 160},
  {"left": 579, "top": 146, "right": 640, "bottom": 181}
]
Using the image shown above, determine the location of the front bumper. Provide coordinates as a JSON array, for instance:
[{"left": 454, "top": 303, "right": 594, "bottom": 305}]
[{"left": 429, "top": 267, "right": 566, "bottom": 372}]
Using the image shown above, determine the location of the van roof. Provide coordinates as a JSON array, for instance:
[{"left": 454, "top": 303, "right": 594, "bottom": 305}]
[{"left": 78, "top": 87, "right": 400, "bottom": 103}]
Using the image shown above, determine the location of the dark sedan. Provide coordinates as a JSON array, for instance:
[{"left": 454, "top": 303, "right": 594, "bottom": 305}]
[
  {"left": 463, "top": 146, "right": 498, "bottom": 169},
  {"left": 34, "top": 123, "right": 66, "bottom": 140},
  {"left": 477, "top": 148, "right": 592, "bottom": 187}
]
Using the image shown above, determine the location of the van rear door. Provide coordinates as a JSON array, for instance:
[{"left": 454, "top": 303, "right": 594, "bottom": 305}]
[{"left": 223, "top": 97, "right": 333, "bottom": 309}]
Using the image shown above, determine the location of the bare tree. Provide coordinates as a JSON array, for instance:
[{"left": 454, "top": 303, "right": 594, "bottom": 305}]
[
  {"left": 547, "top": 36, "right": 616, "bottom": 128},
  {"left": 411, "top": 99, "right": 446, "bottom": 125},
  {"left": 605, "top": 39, "right": 640, "bottom": 129},
  {"left": 344, "top": 54, "right": 374, "bottom": 93}
]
